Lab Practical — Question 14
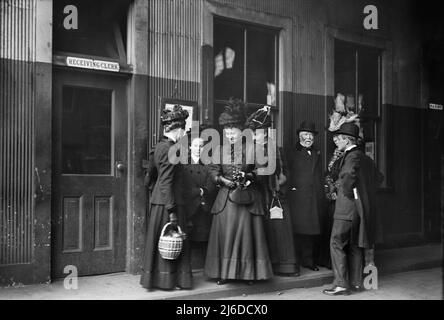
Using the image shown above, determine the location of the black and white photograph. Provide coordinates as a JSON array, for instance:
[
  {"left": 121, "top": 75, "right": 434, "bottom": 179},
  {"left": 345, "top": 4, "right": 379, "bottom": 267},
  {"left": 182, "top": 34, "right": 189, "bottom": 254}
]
[{"left": 0, "top": 0, "right": 443, "bottom": 309}]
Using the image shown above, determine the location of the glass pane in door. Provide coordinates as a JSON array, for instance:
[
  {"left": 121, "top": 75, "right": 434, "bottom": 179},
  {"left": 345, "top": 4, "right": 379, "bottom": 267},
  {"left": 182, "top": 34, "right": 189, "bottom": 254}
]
[{"left": 62, "top": 86, "right": 112, "bottom": 174}]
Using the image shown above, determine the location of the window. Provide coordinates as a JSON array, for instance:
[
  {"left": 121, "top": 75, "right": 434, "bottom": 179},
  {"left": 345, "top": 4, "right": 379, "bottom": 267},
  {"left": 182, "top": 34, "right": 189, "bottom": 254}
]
[
  {"left": 53, "top": 0, "right": 130, "bottom": 62},
  {"left": 213, "top": 18, "right": 279, "bottom": 127},
  {"left": 334, "top": 40, "right": 382, "bottom": 165},
  {"left": 62, "top": 87, "right": 112, "bottom": 175}
]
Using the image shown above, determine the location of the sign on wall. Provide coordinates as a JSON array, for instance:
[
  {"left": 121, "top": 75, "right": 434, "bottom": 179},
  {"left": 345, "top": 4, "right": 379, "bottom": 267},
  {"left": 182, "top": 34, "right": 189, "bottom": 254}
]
[
  {"left": 429, "top": 103, "right": 443, "bottom": 111},
  {"left": 66, "top": 56, "right": 120, "bottom": 72}
]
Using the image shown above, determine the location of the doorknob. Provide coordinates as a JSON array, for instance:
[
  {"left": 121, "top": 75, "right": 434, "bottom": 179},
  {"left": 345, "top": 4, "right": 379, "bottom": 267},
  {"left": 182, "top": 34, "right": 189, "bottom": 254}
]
[
  {"left": 116, "top": 162, "right": 126, "bottom": 172},
  {"left": 115, "top": 161, "right": 126, "bottom": 178}
]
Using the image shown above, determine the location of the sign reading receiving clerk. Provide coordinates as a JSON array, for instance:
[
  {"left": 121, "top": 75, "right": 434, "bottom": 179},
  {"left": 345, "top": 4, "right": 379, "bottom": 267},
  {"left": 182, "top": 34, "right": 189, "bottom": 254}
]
[
  {"left": 429, "top": 103, "right": 443, "bottom": 111},
  {"left": 66, "top": 56, "right": 120, "bottom": 72}
]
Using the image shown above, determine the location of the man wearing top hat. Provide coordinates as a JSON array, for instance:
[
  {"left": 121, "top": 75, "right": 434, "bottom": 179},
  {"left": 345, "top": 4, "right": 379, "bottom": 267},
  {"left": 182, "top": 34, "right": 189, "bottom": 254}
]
[
  {"left": 323, "top": 122, "right": 369, "bottom": 296},
  {"left": 287, "top": 121, "right": 324, "bottom": 273}
]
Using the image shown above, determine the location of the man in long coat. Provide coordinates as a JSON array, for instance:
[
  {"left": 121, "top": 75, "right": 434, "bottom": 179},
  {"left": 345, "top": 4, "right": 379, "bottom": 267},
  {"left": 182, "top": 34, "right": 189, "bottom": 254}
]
[
  {"left": 287, "top": 121, "right": 324, "bottom": 272},
  {"left": 323, "top": 122, "right": 375, "bottom": 296}
]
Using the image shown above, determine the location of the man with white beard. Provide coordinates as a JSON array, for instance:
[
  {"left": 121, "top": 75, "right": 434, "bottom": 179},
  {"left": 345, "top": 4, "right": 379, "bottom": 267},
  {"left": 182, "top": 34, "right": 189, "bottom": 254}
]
[{"left": 287, "top": 121, "right": 324, "bottom": 274}]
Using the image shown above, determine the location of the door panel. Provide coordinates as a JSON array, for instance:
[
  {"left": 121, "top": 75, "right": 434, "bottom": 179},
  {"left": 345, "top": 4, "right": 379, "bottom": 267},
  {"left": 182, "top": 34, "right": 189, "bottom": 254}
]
[{"left": 52, "top": 70, "right": 127, "bottom": 278}]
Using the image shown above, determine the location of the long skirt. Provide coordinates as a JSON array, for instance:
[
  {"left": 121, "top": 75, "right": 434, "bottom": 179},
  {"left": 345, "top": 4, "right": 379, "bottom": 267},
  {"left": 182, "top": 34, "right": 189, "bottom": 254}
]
[
  {"left": 204, "top": 200, "right": 273, "bottom": 281},
  {"left": 264, "top": 199, "right": 298, "bottom": 274},
  {"left": 140, "top": 204, "right": 192, "bottom": 290}
]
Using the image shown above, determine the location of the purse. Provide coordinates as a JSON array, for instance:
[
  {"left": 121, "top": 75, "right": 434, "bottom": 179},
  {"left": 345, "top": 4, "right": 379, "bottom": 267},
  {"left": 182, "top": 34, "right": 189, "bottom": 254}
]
[
  {"left": 228, "top": 186, "right": 254, "bottom": 205},
  {"left": 269, "top": 197, "right": 284, "bottom": 219}
]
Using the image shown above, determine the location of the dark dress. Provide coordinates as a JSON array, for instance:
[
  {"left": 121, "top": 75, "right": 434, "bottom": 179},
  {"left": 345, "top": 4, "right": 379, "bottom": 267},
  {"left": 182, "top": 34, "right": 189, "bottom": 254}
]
[
  {"left": 204, "top": 142, "right": 273, "bottom": 281},
  {"left": 140, "top": 137, "right": 192, "bottom": 290},
  {"left": 256, "top": 142, "right": 298, "bottom": 275}
]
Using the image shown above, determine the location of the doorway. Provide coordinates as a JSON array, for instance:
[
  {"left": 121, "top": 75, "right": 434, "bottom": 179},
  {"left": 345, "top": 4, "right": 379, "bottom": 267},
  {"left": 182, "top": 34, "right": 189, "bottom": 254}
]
[{"left": 51, "top": 69, "right": 128, "bottom": 278}]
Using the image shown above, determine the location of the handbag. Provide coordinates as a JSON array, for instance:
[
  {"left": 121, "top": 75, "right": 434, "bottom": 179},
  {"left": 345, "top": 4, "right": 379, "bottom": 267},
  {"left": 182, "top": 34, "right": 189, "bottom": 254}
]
[
  {"left": 228, "top": 186, "right": 254, "bottom": 205},
  {"left": 269, "top": 196, "right": 284, "bottom": 219}
]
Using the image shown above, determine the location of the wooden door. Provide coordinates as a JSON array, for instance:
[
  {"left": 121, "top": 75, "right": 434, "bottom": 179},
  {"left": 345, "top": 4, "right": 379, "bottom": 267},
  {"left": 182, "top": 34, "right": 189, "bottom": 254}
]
[{"left": 52, "top": 70, "right": 128, "bottom": 278}]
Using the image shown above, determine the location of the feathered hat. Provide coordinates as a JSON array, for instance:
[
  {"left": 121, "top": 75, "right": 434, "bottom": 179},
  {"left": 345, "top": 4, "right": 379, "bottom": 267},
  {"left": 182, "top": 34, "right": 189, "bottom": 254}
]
[
  {"left": 245, "top": 105, "right": 272, "bottom": 130},
  {"left": 218, "top": 98, "right": 246, "bottom": 127},
  {"left": 161, "top": 105, "right": 189, "bottom": 132}
]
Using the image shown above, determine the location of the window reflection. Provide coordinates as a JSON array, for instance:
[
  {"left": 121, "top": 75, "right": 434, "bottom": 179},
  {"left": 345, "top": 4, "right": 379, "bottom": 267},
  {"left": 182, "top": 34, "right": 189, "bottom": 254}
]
[{"left": 213, "top": 19, "right": 277, "bottom": 107}]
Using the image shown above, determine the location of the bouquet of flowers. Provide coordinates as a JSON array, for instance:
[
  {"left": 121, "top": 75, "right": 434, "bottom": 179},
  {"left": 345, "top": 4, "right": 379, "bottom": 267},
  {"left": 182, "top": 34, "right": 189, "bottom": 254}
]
[
  {"left": 229, "top": 168, "right": 253, "bottom": 205},
  {"left": 232, "top": 168, "right": 252, "bottom": 190}
]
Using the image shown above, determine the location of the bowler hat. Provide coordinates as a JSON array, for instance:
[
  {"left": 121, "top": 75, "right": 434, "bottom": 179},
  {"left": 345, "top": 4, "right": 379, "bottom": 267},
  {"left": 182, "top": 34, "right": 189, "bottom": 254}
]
[
  {"left": 334, "top": 122, "right": 360, "bottom": 139},
  {"left": 297, "top": 121, "right": 318, "bottom": 135}
]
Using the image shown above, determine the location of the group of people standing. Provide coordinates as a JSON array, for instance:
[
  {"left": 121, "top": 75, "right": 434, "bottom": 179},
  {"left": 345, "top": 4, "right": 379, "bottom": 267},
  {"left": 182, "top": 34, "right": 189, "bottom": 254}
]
[{"left": 140, "top": 97, "right": 383, "bottom": 296}]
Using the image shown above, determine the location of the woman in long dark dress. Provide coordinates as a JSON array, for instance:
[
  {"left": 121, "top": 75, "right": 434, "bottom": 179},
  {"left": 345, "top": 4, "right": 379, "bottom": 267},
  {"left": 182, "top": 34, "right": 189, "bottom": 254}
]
[
  {"left": 245, "top": 106, "right": 298, "bottom": 276},
  {"left": 140, "top": 105, "right": 192, "bottom": 290},
  {"left": 204, "top": 99, "right": 273, "bottom": 284}
]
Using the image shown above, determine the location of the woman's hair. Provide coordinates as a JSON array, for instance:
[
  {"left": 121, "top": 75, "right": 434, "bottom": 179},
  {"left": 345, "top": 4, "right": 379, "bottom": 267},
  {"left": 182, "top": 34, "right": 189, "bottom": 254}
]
[
  {"left": 344, "top": 135, "right": 357, "bottom": 145},
  {"left": 223, "top": 123, "right": 244, "bottom": 130},
  {"left": 163, "top": 119, "right": 186, "bottom": 133}
]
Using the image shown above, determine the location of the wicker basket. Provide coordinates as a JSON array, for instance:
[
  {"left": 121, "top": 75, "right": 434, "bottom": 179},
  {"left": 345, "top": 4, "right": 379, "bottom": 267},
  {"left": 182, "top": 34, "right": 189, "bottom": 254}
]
[{"left": 158, "top": 222, "right": 184, "bottom": 260}]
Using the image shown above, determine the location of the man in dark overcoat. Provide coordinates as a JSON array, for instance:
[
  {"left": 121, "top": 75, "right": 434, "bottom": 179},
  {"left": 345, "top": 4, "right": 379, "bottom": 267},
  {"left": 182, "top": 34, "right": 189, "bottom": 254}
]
[
  {"left": 323, "top": 122, "right": 374, "bottom": 296},
  {"left": 287, "top": 121, "right": 324, "bottom": 272}
]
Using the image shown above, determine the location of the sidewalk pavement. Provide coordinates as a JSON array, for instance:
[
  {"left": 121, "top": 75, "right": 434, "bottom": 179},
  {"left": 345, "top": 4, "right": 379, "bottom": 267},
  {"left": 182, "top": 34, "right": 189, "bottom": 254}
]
[{"left": 0, "top": 243, "right": 441, "bottom": 300}]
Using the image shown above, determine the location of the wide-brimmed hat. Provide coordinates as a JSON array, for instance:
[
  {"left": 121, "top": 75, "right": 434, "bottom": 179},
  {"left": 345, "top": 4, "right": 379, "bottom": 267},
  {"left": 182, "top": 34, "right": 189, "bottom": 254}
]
[
  {"left": 245, "top": 105, "right": 272, "bottom": 130},
  {"left": 334, "top": 122, "right": 360, "bottom": 139},
  {"left": 297, "top": 120, "right": 318, "bottom": 135},
  {"left": 218, "top": 98, "right": 246, "bottom": 127},
  {"left": 161, "top": 105, "right": 189, "bottom": 132}
]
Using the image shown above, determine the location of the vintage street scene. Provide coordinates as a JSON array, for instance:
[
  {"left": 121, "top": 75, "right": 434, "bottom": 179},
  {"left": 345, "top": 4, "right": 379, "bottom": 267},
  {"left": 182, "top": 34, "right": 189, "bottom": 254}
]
[{"left": 0, "top": 0, "right": 443, "bottom": 302}]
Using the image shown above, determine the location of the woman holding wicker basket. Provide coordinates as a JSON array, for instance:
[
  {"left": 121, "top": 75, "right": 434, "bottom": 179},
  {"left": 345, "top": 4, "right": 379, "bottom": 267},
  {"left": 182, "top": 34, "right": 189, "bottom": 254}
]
[{"left": 140, "top": 105, "right": 192, "bottom": 290}]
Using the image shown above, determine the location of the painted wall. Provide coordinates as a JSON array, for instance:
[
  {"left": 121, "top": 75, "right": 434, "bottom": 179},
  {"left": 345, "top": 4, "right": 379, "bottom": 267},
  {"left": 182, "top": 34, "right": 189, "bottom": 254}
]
[{"left": 0, "top": 0, "right": 52, "bottom": 285}]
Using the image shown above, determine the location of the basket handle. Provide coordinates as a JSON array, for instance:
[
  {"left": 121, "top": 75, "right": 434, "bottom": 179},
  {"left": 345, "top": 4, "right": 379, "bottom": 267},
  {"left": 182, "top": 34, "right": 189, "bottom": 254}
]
[{"left": 161, "top": 222, "right": 183, "bottom": 236}]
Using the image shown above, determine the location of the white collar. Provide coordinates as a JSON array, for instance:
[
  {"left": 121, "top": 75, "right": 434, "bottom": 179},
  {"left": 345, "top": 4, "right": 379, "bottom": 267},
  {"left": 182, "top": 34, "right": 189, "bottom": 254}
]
[
  {"left": 191, "top": 154, "right": 200, "bottom": 164},
  {"left": 345, "top": 144, "right": 357, "bottom": 152},
  {"left": 164, "top": 132, "right": 177, "bottom": 143}
]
